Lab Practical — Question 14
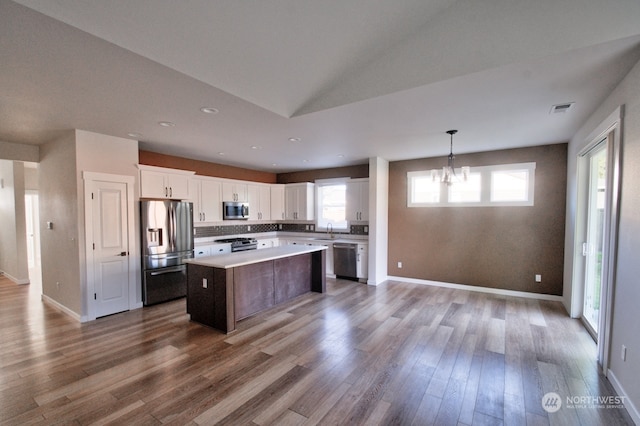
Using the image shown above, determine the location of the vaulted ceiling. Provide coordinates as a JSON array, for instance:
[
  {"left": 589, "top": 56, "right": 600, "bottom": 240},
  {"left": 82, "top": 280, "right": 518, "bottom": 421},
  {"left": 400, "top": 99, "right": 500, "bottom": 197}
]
[{"left": 2, "top": 0, "right": 640, "bottom": 171}]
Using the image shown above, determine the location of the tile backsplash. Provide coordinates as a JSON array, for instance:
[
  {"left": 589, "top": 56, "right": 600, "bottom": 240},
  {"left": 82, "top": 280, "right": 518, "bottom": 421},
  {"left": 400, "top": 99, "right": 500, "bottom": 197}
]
[{"left": 194, "top": 223, "right": 368, "bottom": 238}]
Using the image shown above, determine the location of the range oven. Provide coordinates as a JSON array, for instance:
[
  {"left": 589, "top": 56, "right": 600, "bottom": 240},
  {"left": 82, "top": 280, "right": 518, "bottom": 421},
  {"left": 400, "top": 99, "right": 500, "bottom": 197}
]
[{"left": 215, "top": 237, "right": 257, "bottom": 252}]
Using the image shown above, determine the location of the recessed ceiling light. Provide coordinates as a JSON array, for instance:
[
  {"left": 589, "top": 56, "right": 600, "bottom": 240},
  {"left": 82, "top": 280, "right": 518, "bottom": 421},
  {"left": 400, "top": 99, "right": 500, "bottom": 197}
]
[
  {"left": 303, "top": 159, "right": 309, "bottom": 163},
  {"left": 251, "top": 145, "right": 262, "bottom": 150},
  {"left": 217, "top": 152, "right": 225, "bottom": 156},
  {"left": 127, "top": 132, "right": 142, "bottom": 139},
  {"left": 158, "top": 121, "right": 175, "bottom": 127},
  {"left": 288, "top": 137, "right": 302, "bottom": 142},
  {"left": 200, "top": 107, "right": 219, "bottom": 114},
  {"left": 337, "top": 154, "right": 344, "bottom": 158}
]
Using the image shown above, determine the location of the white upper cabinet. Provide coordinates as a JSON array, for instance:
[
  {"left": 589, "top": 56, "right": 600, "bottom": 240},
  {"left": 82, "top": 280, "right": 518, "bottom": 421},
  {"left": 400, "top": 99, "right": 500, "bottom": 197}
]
[
  {"left": 346, "top": 178, "right": 369, "bottom": 222},
  {"left": 222, "top": 181, "right": 248, "bottom": 202},
  {"left": 190, "top": 177, "right": 222, "bottom": 223},
  {"left": 247, "top": 183, "right": 271, "bottom": 221},
  {"left": 139, "top": 165, "right": 193, "bottom": 199},
  {"left": 270, "top": 184, "right": 285, "bottom": 220},
  {"left": 285, "top": 182, "right": 315, "bottom": 221}
]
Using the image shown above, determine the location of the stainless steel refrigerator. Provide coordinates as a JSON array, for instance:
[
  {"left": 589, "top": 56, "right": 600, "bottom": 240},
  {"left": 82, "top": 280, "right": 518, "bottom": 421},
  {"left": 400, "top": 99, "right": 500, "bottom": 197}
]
[{"left": 141, "top": 200, "right": 194, "bottom": 305}]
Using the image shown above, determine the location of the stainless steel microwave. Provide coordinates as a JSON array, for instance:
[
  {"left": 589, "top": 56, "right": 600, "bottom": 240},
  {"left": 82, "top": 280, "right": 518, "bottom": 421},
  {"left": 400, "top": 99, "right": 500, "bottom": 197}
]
[{"left": 223, "top": 201, "right": 249, "bottom": 220}]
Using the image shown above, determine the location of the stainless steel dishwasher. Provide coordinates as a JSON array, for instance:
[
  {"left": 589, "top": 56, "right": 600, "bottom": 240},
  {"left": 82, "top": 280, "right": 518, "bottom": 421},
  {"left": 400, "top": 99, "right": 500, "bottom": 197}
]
[{"left": 333, "top": 243, "right": 358, "bottom": 279}]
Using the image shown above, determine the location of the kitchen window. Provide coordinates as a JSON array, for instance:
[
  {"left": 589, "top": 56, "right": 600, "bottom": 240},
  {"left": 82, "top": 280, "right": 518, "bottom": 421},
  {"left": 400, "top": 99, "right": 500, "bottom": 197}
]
[
  {"left": 316, "top": 179, "right": 348, "bottom": 231},
  {"left": 408, "top": 162, "right": 535, "bottom": 207}
]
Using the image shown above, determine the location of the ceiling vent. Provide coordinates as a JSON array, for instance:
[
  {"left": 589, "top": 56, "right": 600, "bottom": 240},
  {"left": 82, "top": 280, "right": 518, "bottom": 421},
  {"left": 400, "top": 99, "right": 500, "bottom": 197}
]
[{"left": 550, "top": 102, "right": 575, "bottom": 114}]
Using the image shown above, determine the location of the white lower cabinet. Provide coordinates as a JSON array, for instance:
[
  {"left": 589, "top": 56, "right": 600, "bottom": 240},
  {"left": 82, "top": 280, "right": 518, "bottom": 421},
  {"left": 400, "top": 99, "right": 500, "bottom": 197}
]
[
  {"left": 285, "top": 238, "right": 334, "bottom": 276},
  {"left": 194, "top": 246, "right": 211, "bottom": 258},
  {"left": 356, "top": 243, "right": 368, "bottom": 279},
  {"left": 321, "top": 243, "right": 334, "bottom": 276},
  {"left": 194, "top": 243, "right": 231, "bottom": 258},
  {"left": 257, "top": 238, "right": 279, "bottom": 249}
]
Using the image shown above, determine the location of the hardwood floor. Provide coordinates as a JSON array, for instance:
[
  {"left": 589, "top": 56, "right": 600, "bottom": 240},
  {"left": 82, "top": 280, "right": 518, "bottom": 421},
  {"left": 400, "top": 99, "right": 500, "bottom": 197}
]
[{"left": 0, "top": 274, "right": 633, "bottom": 425}]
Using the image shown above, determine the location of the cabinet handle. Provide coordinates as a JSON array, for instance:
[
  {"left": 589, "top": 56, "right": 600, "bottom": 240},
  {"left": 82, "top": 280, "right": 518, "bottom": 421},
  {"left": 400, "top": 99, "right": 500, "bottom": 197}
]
[
  {"left": 202, "top": 212, "right": 205, "bottom": 221},
  {"left": 169, "top": 187, "right": 172, "bottom": 197},
  {"left": 165, "top": 187, "right": 168, "bottom": 197}
]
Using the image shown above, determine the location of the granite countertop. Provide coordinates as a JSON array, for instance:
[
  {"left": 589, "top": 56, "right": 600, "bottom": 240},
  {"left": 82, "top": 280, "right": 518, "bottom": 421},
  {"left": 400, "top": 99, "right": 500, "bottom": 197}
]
[{"left": 185, "top": 244, "right": 327, "bottom": 269}]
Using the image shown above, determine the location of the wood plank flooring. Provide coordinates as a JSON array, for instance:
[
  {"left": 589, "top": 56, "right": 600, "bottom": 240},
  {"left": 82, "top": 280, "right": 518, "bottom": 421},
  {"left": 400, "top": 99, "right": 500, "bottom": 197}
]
[{"left": 0, "top": 275, "right": 633, "bottom": 425}]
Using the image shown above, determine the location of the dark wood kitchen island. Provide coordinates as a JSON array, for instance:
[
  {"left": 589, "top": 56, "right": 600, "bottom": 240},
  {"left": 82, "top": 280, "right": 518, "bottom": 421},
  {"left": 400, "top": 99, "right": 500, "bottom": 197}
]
[{"left": 185, "top": 245, "right": 326, "bottom": 333}]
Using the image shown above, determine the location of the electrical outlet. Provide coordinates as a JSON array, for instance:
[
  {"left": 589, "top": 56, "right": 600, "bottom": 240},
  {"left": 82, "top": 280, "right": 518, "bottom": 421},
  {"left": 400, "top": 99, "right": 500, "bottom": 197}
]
[
  {"left": 279, "top": 224, "right": 283, "bottom": 230},
  {"left": 535, "top": 274, "right": 542, "bottom": 282},
  {"left": 398, "top": 262, "right": 403, "bottom": 268},
  {"left": 247, "top": 225, "right": 251, "bottom": 231},
  {"left": 56, "top": 281, "right": 60, "bottom": 289},
  {"left": 622, "top": 345, "right": 627, "bottom": 361},
  {"left": 202, "top": 278, "right": 208, "bottom": 289}
]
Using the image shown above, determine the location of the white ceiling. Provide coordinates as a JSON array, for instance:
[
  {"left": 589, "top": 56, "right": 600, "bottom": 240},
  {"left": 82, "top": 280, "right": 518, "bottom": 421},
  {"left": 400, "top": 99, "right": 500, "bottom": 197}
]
[{"left": 2, "top": 0, "right": 640, "bottom": 172}]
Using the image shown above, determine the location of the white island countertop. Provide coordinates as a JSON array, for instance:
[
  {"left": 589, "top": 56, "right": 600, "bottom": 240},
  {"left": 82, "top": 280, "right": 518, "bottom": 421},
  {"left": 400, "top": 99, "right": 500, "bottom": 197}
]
[{"left": 185, "top": 245, "right": 327, "bottom": 269}]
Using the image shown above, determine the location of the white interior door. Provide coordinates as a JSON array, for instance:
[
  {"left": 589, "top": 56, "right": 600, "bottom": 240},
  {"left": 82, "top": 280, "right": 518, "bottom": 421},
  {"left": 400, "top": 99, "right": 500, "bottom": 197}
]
[
  {"left": 92, "top": 182, "right": 129, "bottom": 317},
  {"left": 89, "top": 179, "right": 131, "bottom": 318}
]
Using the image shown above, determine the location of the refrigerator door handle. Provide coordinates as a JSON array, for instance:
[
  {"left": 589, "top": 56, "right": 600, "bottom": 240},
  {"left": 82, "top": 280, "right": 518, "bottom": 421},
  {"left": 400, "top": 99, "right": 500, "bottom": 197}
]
[
  {"left": 168, "top": 205, "right": 175, "bottom": 250},
  {"left": 171, "top": 205, "right": 177, "bottom": 251},
  {"left": 149, "top": 266, "right": 184, "bottom": 276}
]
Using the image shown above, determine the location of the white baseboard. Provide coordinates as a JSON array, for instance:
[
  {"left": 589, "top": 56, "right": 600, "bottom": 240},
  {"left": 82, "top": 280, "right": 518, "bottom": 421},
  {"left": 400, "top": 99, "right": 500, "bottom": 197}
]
[
  {"left": 608, "top": 369, "right": 640, "bottom": 425},
  {"left": 386, "top": 275, "right": 564, "bottom": 301},
  {"left": 0, "top": 270, "right": 30, "bottom": 285},
  {"left": 41, "top": 294, "right": 81, "bottom": 322}
]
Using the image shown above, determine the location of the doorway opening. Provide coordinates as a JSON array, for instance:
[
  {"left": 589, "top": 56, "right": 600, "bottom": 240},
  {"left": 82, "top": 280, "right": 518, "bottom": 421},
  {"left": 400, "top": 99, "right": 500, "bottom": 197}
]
[{"left": 25, "top": 191, "right": 42, "bottom": 295}]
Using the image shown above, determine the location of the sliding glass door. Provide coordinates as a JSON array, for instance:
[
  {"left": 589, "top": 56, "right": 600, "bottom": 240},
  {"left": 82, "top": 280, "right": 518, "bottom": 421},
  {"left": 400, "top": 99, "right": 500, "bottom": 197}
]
[{"left": 582, "top": 140, "right": 607, "bottom": 336}]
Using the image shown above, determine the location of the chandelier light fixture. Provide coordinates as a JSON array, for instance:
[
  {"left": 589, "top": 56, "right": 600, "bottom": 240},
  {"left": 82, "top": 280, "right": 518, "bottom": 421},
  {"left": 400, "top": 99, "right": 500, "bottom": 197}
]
[{"left": 432, "top": 129, "right": 470, "bottom": 186}]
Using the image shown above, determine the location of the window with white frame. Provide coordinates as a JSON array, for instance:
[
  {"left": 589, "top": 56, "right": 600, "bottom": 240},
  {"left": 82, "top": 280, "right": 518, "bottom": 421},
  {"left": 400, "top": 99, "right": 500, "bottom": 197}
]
[
  {"left": 316, "top": 179, "right": 348, "bottom": 230},
  {"left": 408, "top": 162, "right": 536, "bottom": 207}
]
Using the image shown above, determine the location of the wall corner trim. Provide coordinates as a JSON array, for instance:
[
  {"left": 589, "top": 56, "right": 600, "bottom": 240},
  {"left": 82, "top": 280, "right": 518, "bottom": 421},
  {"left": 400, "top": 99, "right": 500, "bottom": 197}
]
[
  {"left": 386, "top": 275, "right": 564, "bottom": 301},
  {"left": 41, "top": 293, "right": 82, "bottom": 322},
  {"left": 607, "top": 369, "right": 640, "bottom": 425},
  {"left": 0, "top": 271, "right": 30, "bottom": 285}
]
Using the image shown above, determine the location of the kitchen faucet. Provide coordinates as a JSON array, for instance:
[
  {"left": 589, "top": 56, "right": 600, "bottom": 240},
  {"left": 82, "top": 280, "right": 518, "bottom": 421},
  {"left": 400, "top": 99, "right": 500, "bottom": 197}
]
[{"left": 327, "top": 223, "right": 334, "bottom": 239}]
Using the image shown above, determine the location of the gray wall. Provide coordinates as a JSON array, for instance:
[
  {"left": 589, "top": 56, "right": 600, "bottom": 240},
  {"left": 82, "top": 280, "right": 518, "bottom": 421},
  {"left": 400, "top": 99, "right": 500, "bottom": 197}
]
[
  {"left": 75, "top": 130, "right": 141, "bottom": 312},
  {"left": 565, "top": 57, "right": 640, "bottom": 418},
  {"left": 38, "top": 129, "right": 141, "bottom": 318},
  {"left": 0, "top": 160, "right": 29, "bottom": 283},
  {"left": 388, "top": 143, "right": 567, "bottom": 295},
  {"left": 0, "top": 140, "right": 39, "bottom": 162},
  {"left": 39, "top": 131, "right": 81, "bottom": 314}
]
